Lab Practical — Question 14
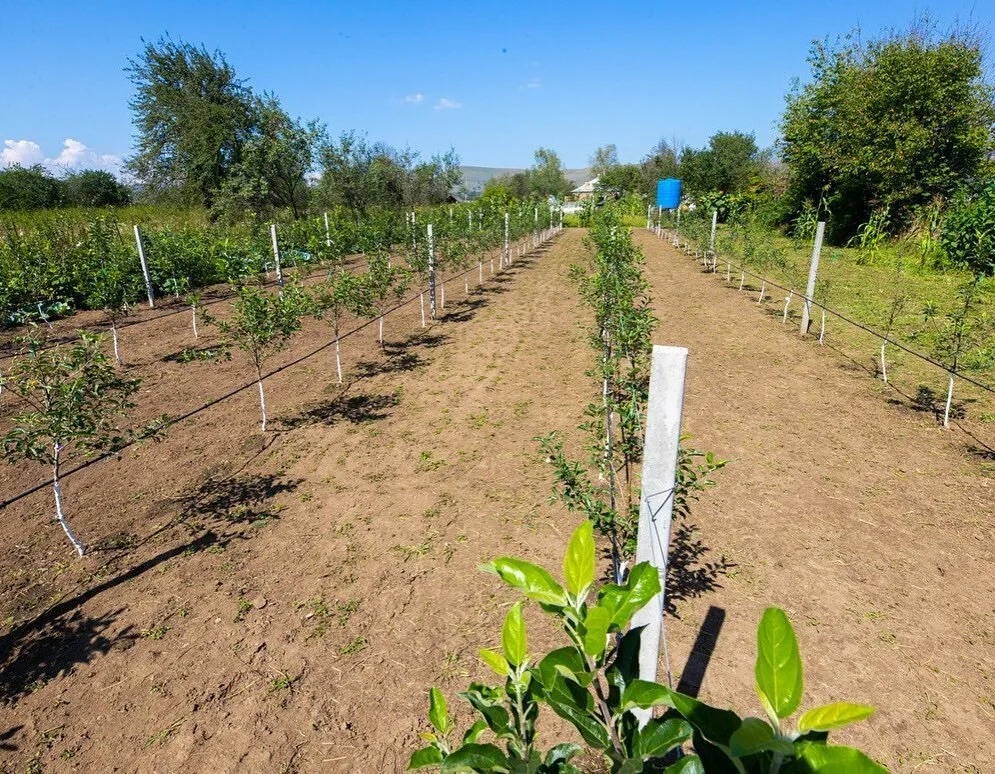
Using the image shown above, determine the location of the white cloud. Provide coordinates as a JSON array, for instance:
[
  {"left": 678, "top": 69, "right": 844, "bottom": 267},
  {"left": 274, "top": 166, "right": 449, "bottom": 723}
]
[
  {"left": 403, "top": 93, "right": 425, "bottom": 104},
  {"left": 434, "top": 97, "right": 462, "bottom": 111},
  {"left": 1, "top": 138, "right": 123, "bottom": 175},
  {"left": 1, "top": 139, "right": 44, "bottom": 167},
  {"left": 525, "top": 77, "right": 542, "bottom": 89}
]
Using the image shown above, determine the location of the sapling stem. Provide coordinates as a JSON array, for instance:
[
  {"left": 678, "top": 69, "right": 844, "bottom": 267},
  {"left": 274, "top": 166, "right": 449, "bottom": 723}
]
[
  {"left": 53, "top": 443, "right": 86, "bottom": 557},
  {"left": 944, "top": 374, "right": 954, "bottom": 428},
  {"left": 740, "top": 271, "right": 745, "bottom": 291},
  {"left": 440, "top": 282, "right": 445, "bottom": 309},
  {"left": 335, "top": 336, "right": 342, "bottom": 384},
  {"left": 419, "top": 293, "right": 425, "bottom": 328},
  {"left": 378, "top": 316, "right": 384, "bottom": 347},
  {"left": 478, "top": 262, "right": 482, "bottom": 284},
  {"left": 880, "top": 342, "right": 888, "bottom": 383},
  {"left": 255, "top": 363, "right": 267, "bottom": 432},
  {"left": 111, "top": 319, "right": 121, "bottom": 365},
  {"left": 726, "top": 262, "right": 731, "bottom": 282},
  {"left": 191, "top": 304, "right": 199, "bottom": 339},
  {"left": 758, "top": 281, "right": 766, "bottom": 303},
  {"left": 783, "top": 292, "right": 793, "bottom": 323},
  {"left": 820, "top": 310, "right": 826, "bottom": 344}
]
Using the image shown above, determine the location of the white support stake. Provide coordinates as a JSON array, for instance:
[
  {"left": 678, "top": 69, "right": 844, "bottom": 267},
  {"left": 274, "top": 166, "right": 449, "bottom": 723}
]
[
  {"left": 631, "top": 345, "right": 688, "bottom": 728},
  {"left": 800, "top": 222, "right": 825, "bottom": 335},
  {"left": 710, "top": 209, "right": 718, "bottom": 253},
  {"left": 133, "top": 225, "right": 155, "bottom": 308},
  {"left": 270, "top": 224, "right": 284, "bottom": 287},
  {"left": 324, "top": 212, "right": 331, "bottom": 248}
]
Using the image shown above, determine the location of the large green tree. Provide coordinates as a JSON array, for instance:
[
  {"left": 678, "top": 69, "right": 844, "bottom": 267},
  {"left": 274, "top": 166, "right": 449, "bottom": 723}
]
[
  {"left": 529, "top": 147, "right": 572, "bottom": 198},
  {"left": 61, "top": 170, "right": 131, "bottom": 207},
  {"left": 216, "top": 96, "right": 325, "bottom": 219},
  {"left": 126, "top": 37, "right": 257, "bottom": 208},
  {"left": 0, "top": 165, "right": 60, "bottom": 210},
  {"left": 781, "top": 26, "right": 995, "bottom": 240}
]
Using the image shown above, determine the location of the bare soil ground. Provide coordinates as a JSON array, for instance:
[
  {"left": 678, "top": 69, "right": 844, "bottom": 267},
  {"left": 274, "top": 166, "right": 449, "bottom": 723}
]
[{"left": 0, "top": 229, "right": 991, "bottom": 772}]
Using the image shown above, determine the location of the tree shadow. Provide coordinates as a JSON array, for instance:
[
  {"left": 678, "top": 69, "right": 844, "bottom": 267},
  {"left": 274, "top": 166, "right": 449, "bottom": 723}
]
[
  {"left": 665, "top": 521, "right": 736, "bottom": 617},
  {"left": 174, "top": 472, "right": 303, "bottom": 529},
  {"left": 161, "top": 344, "right": 231, "bottom": 364},
  {"left": 281, "top": 390, "right": 401, "bottom": 429},
  {"left": 0, "top": 725, "right": 24, "bottom": 751},
  {"left": 884, "top": 383, "right": 968, "bottom": 423},
  {"left": 675, "top": 605, "right": 726, "bottom": 698},
  {"left": 0, "top": 608, "right": 135, "bottom": 702}
]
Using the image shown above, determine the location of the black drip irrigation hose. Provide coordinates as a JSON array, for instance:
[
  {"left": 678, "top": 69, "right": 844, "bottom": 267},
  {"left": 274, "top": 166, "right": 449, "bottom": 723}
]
[
  {"left": 0, "top": 230, "right": 560, "bottom": 511},
  {"left": 655, "top": 228, "right": 995, "bottom": 398}
]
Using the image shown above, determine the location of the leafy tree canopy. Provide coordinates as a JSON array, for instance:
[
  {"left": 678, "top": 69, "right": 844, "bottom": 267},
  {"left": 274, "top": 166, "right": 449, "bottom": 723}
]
[{"left": 780, "top": 23, "right": 995, "bottom": 241}]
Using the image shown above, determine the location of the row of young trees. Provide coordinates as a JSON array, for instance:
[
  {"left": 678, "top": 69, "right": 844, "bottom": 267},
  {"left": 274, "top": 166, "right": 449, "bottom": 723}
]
[
  {"left": 410, "top": 206, "right": 883, "bottom": 772},
  {"left": 0, "top": 199, "right": 555, "bottom": 555}
]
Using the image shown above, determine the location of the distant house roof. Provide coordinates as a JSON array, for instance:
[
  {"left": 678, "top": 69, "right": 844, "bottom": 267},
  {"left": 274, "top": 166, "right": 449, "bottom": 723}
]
[{"left": 572, "top": 177, "right": 599, "bottom": 194}]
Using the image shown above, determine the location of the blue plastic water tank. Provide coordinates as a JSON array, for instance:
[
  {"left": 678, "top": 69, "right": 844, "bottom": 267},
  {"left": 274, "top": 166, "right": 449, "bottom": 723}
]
[{"left": 656, "top": 178, "right": 682, "bottom": 209}]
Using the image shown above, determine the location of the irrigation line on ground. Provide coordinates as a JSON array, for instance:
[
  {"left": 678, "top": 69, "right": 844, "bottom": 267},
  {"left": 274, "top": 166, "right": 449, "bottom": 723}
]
[
  {"left": 656, "top": 229, "right": 995, "bottom": 398},
  {"left": 0, "top": 229, "right": 560, "bottom": 511}
]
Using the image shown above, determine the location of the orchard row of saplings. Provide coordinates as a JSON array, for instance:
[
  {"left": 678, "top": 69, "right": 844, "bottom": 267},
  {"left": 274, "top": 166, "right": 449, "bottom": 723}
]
[
  {"left": 406, "top": 206, "right": 886, "bottom": 773},
  {"left": 0, "top": 199, "right": 561, "bottom": 557}
]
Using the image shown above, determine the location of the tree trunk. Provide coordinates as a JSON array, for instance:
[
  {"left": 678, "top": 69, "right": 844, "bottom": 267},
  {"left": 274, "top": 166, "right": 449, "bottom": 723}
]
[
  {"left": 255, "top": 363, "right": 268, "bottom": 432},
  {"left": 53, "top": 443, "right": 86, "bottom": 556}
]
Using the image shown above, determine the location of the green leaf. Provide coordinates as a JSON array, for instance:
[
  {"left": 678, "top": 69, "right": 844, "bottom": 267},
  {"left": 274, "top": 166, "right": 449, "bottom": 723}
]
[
  {"left": 636, "top": 717, "right": 693, "bottom": 758},
  {"left": 599, "top": 562, "right": 661, "bottom": 629},
  {"left": 462, "top": 719, "right": 489, "bottom": 745},
  {"left": 460, "top": 684, "right": 511, "bottom": 736},
  {"left": 581, "top": 605, "right": 611, "bottom": 658},
  {"left": 563, "top": 520, "right": 595, "bottom": 597},
  {"left": 664, "top": 755, "right": 704, "bottom": 774},
  {"left": 667, "top": 693, "right": 742, "bottom": 748},
  {"left": 786, "top": 741, "right": 888, "bottom": 773},
  {"left": 543, "top": 743, "right": 583, "bottom": 767},
  {"left": 755, "top": 607, "right": 804, "bottom": 721},
  {"left": 429, "top": 687, "right": 450, "bottom": 735},
  {"left": 617, "top": 759, "right": 643, "bottom": 774},
  {"left": 537, "top": 647, "right": 592, "bottom": 688},
  {"left": 621, "top": 679, "right": 673, "bottom": 712},
  {"left": 408, "top": 746, "right": 445, "bottom": 769},
  {"left": 479, "top": 648, "right": 511, "bottom": 677},
  {"left": 441, "top": 743, "right": 511, "bottom": 773},
  {"left": 728, "top": 717, "right": 792, "bottom": 757},
  {"left": 482, "top": 558, "right": 567, "bottom": 607},
  {"left": 501, "top": 602, "right": 528, "bottom": 667},
  {"left": 797, "top": 702, "right": 875, "bottom": 733}
]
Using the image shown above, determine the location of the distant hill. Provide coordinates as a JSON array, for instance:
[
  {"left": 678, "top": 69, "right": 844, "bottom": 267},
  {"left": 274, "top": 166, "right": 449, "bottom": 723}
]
[{"left": 460, "top": 166, "right": 593, "bottom": 197}]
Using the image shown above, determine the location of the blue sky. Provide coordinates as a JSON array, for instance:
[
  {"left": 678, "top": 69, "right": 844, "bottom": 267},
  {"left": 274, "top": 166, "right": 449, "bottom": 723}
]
[{"left": 0, "top": 0, "right": 991, "bottom": 175}]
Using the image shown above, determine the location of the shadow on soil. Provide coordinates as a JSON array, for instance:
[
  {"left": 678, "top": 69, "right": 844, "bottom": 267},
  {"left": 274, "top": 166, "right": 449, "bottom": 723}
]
[
  {"left": 0, "top": 472, "right": 300, "bottom": 705},
  {"left": 283, "top": 389, "right": 401, "bottom": 429},
  {"left": 675, "top": 605, "right": 726, "bottom": 698},
  {"left": 665, "top": 522, "right": 736, "bottom": 617}
]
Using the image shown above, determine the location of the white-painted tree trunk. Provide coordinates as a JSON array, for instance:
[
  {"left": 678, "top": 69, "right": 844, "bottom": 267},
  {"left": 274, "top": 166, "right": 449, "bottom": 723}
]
[
  {"left": 819, "top": 310, "right": 826, "bottom": 345},
  {"left": 739, "top": 271, "right": 745, "bottom": 291},
  {"left": 943, "top": 375, "right": 955, "bottom": 428},
  {"left": 192, "top": 304, "right": 199, "bottom": 339},
  {"left": 378, "top": 316, "right": 384, "bottom": 347},
  {"left": 419, "top": 293, "right": 426, "bottom": 328},
  {"left": 255, "top": 364, "right": 268, "bottom": 431},
  {"left": 758, "top": 282, "right": 766, "bottom": 303},
  {"left": 783, "top": 292, "right": 793, "bottom": 323},
  {"left": 53, "top": 443, "right": 86, "bottom": 556},
  {"left": 880, "top": 342, "right": 888, "bottom": 383},
  {"left": 335, "top": 336, "right": 343, "bottom": 384},
  {"left": 111, "top": 319, "right": 121, "bottom": 365}
]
